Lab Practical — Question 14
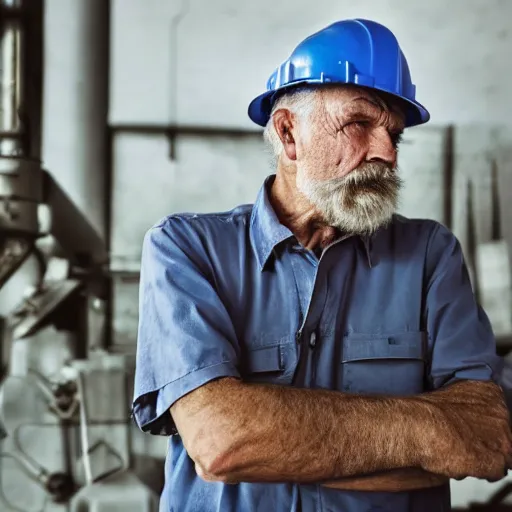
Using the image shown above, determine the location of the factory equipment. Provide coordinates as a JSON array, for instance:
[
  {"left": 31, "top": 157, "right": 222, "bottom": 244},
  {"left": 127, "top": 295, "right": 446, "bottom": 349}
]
[
  {"left": 0, "top": 1, "right": 158, "bottom": 510},
  {"left": 0, "top": 1, "right": 509, "bottom": 510}
]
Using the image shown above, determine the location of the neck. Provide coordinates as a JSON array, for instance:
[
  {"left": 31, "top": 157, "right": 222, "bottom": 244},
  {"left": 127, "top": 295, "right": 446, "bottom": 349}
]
[{"left": 269, "top": 163, "right": 340, "bottom": 251}]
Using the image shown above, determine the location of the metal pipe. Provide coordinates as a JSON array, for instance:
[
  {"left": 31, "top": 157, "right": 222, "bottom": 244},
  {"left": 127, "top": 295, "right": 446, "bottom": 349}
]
[
  {"left": 110, "top": 124, "right": 263, "bottom": 137},
  {"left": 42, "top": 0, "right": 109, "bottom": 242},
  {"left": 0, "top": 0, "right": 24, "bottom": 156},
  {"left": 76, "top": 371, "right": 92, "bottom": 485}
]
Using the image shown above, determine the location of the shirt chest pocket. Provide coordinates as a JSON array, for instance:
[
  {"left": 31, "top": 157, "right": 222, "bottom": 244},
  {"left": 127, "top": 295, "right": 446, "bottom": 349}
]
[
  {"left": 241, "top": 337, "right": 298, "bottom": 385},
  {"left": 341, "top": 332, "right": 426, "bottom": 396}
]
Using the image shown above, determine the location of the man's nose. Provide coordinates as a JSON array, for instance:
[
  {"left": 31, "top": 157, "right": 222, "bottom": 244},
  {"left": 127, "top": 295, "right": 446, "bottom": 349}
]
[{"left": 366, "top": 127, "right": 397, "bottom": 168}]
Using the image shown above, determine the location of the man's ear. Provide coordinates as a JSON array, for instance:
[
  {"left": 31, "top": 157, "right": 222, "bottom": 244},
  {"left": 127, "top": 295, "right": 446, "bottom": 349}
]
[{"left": 272, "top": 109, "right": 297, "bottom": 161}]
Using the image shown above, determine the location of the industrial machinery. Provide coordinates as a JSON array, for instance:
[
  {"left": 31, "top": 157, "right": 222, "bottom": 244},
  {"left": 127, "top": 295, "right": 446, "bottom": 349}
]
[
  {"left": 0, "top": 1, "right": 158, "bottom": 510},
  {"left": 0, "top": 2, "right": 511, "bottom": 511}
]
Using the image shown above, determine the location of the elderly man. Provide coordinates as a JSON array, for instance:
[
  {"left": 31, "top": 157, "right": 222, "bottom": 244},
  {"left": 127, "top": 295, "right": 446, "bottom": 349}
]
[{"left": 133, "top": 19, "right": 512, "bottom": 512}]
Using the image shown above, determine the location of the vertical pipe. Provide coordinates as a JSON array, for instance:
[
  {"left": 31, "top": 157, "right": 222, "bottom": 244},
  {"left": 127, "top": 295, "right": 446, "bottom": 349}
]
[
  {"left": 0, "top": 0, "right": 39, "bottom": 320},
  {"left": 41, "top": 0, "right": 109, "bottom": 242},
  {"left": 0, "top": 0, "right": 24, "bottom": 156}
]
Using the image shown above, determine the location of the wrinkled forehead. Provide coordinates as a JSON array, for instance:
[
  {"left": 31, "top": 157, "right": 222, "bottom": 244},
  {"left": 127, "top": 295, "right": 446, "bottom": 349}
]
[{"left": 315, "top": 85, "right": 407, "bottom": 128}]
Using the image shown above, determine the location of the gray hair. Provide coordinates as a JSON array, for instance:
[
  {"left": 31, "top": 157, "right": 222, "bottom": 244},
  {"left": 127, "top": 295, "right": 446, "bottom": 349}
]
[{"left": 262, "top": 86, "right": 319, "bottom": 167}]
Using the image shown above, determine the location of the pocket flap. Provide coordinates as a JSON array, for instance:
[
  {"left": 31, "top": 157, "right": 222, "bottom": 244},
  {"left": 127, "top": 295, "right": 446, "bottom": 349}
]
[
  {"left": 245, "top": 345, "right": 283, "bottom": 373},
  {"left": 342, "top": 332, "right": 425, "bottom": 363}
]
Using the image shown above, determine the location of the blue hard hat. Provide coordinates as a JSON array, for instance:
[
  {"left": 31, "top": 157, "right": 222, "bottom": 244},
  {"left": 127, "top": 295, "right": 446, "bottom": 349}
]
[{"left": 248, "top": 19, "right": 430, "bottom": 128}]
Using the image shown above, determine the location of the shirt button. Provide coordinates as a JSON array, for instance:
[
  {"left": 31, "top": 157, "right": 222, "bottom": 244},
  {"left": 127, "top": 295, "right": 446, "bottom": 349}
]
[{"left": 309, "top": 332, "right": 317, "bottom": 348}]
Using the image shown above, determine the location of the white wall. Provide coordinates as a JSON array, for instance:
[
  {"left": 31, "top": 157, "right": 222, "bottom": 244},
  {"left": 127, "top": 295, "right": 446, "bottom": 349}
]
[
  {"left": 108, "top": 3, "right": 512, "bottom": 507},
  {"left": 110, "top": 0, "right": 512, "bottom": 128},
  {"left": 110, "top": 132, "right": 270, "bottom": 270},
  {"left": 109, "top": 0, "right": 512, "bottom": 267}
]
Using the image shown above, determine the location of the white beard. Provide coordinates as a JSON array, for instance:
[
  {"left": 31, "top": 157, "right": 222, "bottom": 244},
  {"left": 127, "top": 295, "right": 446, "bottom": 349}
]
[{"left": 296, "top": 162, "right": 402, "bottom": 235}]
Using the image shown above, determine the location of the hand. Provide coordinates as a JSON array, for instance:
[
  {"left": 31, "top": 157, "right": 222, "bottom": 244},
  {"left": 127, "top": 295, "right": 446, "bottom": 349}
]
[{"left": 418, "top": 381, "right": 512, "bottom": 481}]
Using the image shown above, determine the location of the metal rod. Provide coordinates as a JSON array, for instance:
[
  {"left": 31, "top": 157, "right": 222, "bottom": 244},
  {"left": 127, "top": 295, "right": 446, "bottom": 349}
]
[
  {"left": 0, "top": 0, "right": 24, "bottom": 156},
  {"left": 110, "top": 124, "right": 263, "bottom": 137},
  {"left": 77, "top": 371, "right": 93, "bottom": 485},
  {"left": 11, "top": 425, "right": 50, "bottom": 485}
]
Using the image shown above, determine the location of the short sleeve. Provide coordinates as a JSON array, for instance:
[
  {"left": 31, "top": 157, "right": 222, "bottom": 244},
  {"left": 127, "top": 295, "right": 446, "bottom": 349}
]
[
  {"left": 425, "top": 223, "right": 503, "bottom": 389},
  {"left": 133, "top": 218, "right": 240, "bottom": 436}
]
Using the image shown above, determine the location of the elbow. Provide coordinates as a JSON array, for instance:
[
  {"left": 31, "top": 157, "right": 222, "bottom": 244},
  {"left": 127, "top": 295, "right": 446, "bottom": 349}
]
[
  {"left": 195, "top": 452, "right": 236, "bottom": 483},
  {"left": 186, "top": 424, "right": 243, "bottom": 483},
  {"left": 172, "top": 378, "right": 250, "bottom": 482},
  {"left": 192, "top": 436, "right": 240, "bottom": 483}
]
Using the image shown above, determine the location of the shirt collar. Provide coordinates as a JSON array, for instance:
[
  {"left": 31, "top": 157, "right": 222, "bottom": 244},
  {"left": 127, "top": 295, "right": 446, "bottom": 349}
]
[
  {"left": 250, "top": 175, "right": 294, "bottom": 270},
  {"left": 250, "top": 175, "right": 373, "bottom": 270}
]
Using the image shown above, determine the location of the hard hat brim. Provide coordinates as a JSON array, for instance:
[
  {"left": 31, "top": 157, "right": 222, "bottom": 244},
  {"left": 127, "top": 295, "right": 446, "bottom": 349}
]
[{"left": 248, "top": 83, "right": 430, "bottom": 129}]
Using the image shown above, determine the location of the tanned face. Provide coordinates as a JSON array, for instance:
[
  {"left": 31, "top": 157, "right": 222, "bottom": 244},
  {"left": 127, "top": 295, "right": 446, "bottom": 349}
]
[{"left": 272, "top": 85, "right": 406, "bottom": 237}]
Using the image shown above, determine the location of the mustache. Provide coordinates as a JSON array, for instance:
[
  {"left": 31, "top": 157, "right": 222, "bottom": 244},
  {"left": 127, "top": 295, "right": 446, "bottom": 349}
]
[
  {"left": 328, "top": 162, "right": 402, "bottom": 201},
  {"left": 298, "top": 161, "right": 402, "bottom": 235},
  {"left": 340, "top": 161, "right": 398, "bottom": 185}
]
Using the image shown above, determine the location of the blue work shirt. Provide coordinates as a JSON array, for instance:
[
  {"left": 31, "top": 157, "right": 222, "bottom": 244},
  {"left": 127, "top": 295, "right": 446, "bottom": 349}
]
[{"left": 133, "top": 175, "right": 501, "bottom": 512}]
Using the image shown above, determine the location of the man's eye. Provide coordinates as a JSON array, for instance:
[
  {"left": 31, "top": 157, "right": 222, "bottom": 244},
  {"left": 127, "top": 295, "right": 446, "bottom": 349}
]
[{"left": 346, "top": 121, "right": 369, "bottom": 129}]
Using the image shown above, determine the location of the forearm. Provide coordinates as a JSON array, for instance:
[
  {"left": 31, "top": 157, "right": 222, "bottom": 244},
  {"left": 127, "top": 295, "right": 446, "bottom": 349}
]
[
  {"left": 323, "top": 468, "right": 448, "bottom": 492},
  {"left": 325, "top": 380, "right": 511, "bottom": 486},
  {"left": 322, "top": 381, "right": 507, "bottom": 492},
  {"left": 172, "top": 378, "right": 427, "bottom": 484}
]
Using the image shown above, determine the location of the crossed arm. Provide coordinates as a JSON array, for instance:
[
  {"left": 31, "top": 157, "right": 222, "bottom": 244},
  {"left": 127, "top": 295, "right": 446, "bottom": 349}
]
[
  {"left": 171, "top": 377, "right": 512, "bottom": 491},
  {"left": 138, "top": 222, "right": 512, "bottom": 491}
]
